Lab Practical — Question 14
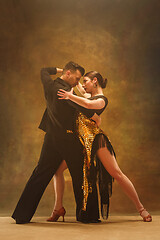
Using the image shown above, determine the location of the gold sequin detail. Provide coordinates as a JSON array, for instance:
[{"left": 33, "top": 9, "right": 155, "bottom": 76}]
[
  {"left": 76, "top": 112, "right": 104, "bottom": 211},
  {"left": 66, "top": 130, "right": 73, "bottom": 133}
]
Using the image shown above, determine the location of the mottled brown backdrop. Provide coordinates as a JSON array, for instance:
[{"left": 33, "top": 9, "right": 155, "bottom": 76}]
[{"left": 0, "top": 0, "right": 160, "bottom": 216}]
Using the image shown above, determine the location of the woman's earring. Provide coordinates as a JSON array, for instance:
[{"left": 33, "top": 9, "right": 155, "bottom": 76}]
[{"left": 93, "top": 83, "right": 97, "bottom": 88}]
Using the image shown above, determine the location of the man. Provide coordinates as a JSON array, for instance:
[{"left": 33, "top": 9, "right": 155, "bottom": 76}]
[{"left": 12, "top": 61, "right": 100, "bottom": 224}]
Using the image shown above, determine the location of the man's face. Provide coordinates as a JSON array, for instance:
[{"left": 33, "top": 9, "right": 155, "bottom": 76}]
[{"left": 68, "top": 70, "right": 82, "bottom": 87}]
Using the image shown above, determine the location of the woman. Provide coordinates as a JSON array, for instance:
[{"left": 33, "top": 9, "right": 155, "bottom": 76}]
[{"left": 47, "top": 71, "right": 152, "bottom": 223}]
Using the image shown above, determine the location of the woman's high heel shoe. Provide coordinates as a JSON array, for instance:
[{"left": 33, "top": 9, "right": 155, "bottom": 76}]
[
  {"left": 139, "top": 208, "right": 152, "bottom": 222},
  {"left": 47, "top": 207, "right": 66, "bottom": 222}
]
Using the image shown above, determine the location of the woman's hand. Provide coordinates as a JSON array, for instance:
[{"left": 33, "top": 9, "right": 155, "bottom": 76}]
[
  {"left": 91, "top": 113, "right": 101, "bottom": 127},
  {"left": 57, "top": 88, "right": 74, "bottom": 99}
]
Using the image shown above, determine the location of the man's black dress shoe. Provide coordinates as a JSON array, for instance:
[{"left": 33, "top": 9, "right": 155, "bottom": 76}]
[
  {"left": 89, "top": 219, "right": 101, "bottom": 223},
  {"left": 15, "top": 219, "right": 30, "bottom": 224},
  {"left": 77, "top": 219, "right": 101, "bottom": 224}
]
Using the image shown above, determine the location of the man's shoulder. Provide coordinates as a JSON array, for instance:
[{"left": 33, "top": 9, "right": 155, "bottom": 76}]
[
  {"left": 54, "top": 78, "right": 71, "bottom": 91},
  {"left": 52, "top": 78, "right": 63, "bottom": 91},
  {"left": 54, "top": 78, "right": 62, "bottom": 85}
]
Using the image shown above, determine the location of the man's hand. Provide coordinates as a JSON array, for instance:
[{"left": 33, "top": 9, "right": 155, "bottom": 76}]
[{"left": 56, "top": 68, "right": 63, "bottom": 73}]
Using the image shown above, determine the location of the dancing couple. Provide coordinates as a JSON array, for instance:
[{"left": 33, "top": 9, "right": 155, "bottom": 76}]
[{"left": 12, "top": 61, "right": 152, "bottom": 224}]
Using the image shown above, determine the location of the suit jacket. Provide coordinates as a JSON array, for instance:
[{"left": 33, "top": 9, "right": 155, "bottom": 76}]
[{"left": 39, "top": 67, "right": 96, "bottom": 140}]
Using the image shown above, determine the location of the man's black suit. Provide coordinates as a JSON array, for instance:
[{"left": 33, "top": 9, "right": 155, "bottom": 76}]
[{"left": 12, "top": 68, "right": 100, "bottom": 223}]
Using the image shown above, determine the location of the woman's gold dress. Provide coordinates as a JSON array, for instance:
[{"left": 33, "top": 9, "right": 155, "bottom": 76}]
[{"left": 76, "top": 95, "right": 116, "bottom": 219}]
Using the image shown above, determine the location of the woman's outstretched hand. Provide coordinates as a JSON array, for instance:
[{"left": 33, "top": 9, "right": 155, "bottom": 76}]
[{"left": 57, "top": 88, "right": 73, "bottom": 99}]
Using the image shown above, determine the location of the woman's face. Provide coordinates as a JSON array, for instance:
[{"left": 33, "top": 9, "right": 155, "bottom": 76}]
[{"left": 82, "top": 76, "right": 93, "bottom": 93}]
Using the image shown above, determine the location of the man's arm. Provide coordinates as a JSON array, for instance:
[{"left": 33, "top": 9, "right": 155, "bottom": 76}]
[
  {"left": 41, "top": 67, "right": 57, "bottom": 86},
  {"left": 41, "top": 67, "right": 63, "bottom": 94}
]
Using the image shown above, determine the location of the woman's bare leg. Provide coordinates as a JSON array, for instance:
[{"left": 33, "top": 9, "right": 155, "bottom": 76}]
[
  {"left": 53, "top": 160, "right": 68, "bottom": 211},
  {"left": 97, "top": 147, "right": 152, "bottom": 221}
]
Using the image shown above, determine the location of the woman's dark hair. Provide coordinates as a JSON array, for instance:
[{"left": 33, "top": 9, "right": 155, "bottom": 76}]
[
  {"left": 84, "top": 71, "right": 107, "bottom": 89},
  {"left": 63, "top": 61, "right": 85, "bottom": 76}
]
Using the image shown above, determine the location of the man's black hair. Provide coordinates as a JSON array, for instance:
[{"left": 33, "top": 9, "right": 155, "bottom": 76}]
[{"left": 63, "top": 61, "right": 85, "bottom": 76}]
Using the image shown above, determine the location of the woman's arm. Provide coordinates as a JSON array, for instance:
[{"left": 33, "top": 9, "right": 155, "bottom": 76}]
[
  {"left": 57, "top": 89, "right": 105, "bottom": 110},
  {"left": 76, "top": 82, "right": 91, "bottom": 98}
]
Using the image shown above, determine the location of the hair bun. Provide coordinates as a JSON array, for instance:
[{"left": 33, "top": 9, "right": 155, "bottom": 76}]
[
  {"left": 84, "top": 71, "right": 107, "bottom": 89},
  {"left": 101, "top": 78, "right": 107, "bottom": 88}
]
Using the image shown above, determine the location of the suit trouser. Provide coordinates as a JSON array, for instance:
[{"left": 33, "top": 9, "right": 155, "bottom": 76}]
[{"left": 12, "top": 132, "right": 99, "bottom": 222}]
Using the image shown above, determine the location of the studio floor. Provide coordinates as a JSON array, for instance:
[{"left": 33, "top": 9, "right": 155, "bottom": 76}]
[{"left": 0, "top": 215, "right": 160, "bottom": 240}]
